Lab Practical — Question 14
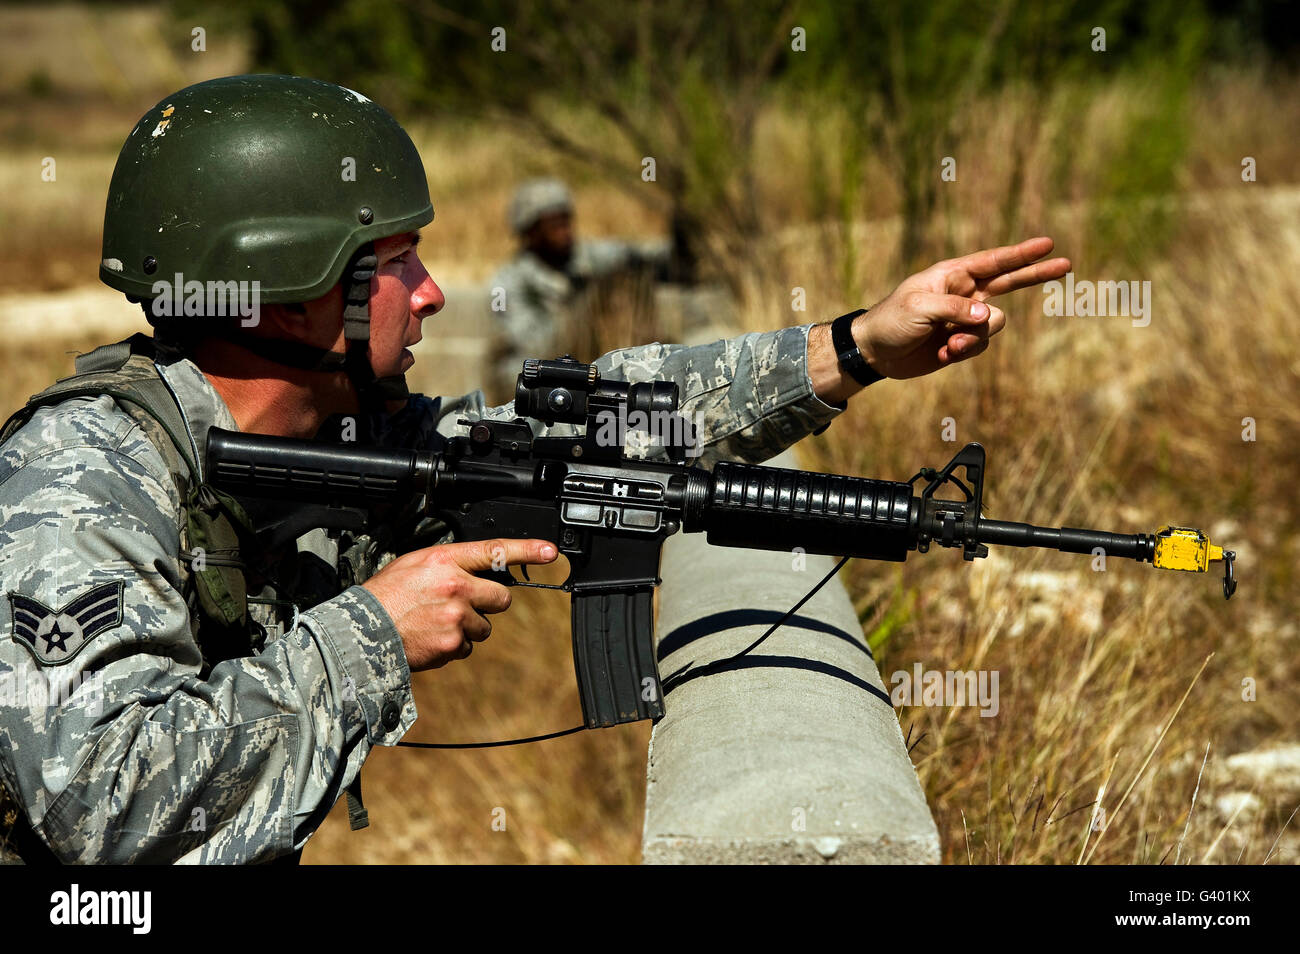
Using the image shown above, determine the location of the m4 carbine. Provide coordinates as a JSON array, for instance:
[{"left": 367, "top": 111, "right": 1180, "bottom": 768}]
[{"left": 206, "top": 357, "right": 1237, "bottom": 730}]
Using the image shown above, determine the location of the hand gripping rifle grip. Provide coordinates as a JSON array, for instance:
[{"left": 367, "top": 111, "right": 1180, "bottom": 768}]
[{"left": 570, "top": 587, "right": 663, "bottom": 728}]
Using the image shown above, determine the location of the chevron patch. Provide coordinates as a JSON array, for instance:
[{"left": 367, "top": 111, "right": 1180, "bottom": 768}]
[{"left": 8, "top": 581, "right": 124, "bottom": 665}]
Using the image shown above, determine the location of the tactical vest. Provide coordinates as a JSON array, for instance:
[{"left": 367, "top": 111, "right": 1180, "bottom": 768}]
[
  {"left": 0, "top": 334, "right": 365, "bottom": 863},
  {"left": 0, "top": 334, "right": 264, "bottom": 663}
]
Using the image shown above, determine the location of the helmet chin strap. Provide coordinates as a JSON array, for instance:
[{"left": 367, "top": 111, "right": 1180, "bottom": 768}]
[
  {"left": 340, "top": 244, "right": 410, "bottom": 413},
  {"left": 206, "top": 243, "right": 409, "bottom": 414}
]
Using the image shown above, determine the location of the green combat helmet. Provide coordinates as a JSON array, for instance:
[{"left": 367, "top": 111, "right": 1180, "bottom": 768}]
[{"left": 99, "top": 73, "right": 434, "bottom": 409}]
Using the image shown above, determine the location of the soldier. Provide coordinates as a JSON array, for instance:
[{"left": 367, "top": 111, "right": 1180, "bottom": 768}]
[
  {"left": 0, "top": 74, "right": 1066, "bottom": 864},
  {"left": 487, "top": 178, "right": 673, "bottom": 398}
]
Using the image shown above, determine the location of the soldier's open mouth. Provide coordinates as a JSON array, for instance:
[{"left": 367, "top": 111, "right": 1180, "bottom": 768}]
[{"left": 401, "top": 347, "right": 415, "bottom": 370}]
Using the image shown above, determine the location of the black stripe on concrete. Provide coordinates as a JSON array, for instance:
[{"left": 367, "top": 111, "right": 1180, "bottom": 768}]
[
  {"left": 657, "top": 609, "right": 872, "bottom": 661},
  {"left": 661, "top": 653, "right": 892, "bottom": 708}
]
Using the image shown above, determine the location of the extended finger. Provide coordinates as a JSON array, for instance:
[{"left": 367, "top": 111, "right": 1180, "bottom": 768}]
[
  {"left": 444, "top": 538, "right": 558, "bottom": 573},
  {"left": 947, "top": 236, "right": 1056, "bottom": 283},
  {"left": 975, "top": 257, "right": 1071, "bottom": 299}
]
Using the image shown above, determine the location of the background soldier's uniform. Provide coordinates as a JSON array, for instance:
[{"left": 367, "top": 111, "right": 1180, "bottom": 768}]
[
  {"left": 487, "top": 237, "right": 670, "bottom": 398},
  {"left": 0, "top": 324, "right": 841, "bottom": 863}
]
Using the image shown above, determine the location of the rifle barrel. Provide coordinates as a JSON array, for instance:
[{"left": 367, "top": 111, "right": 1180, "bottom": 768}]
[{"left": 976, "top": 518, "right": 1155, "bottom": 563}]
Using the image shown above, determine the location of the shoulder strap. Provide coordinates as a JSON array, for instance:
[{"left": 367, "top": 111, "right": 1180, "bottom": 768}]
[
  {"left": 73, "top": 336, "right": 139, "bottom": 375},
  {"left": 1, "top": 333, "right": 198, "bottom": 481},
  {"left": 3, "top": 334, "right": 258, "bottom": 660}
]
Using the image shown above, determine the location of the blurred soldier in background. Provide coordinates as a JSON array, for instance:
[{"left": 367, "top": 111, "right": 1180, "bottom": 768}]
[{"left": 487, "top": 178, "right": 674, "bottom": 399}]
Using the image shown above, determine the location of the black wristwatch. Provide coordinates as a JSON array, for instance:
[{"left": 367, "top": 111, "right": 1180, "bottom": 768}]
[{"left": 830, "top": 309, "right": 885, "bottom": 387}]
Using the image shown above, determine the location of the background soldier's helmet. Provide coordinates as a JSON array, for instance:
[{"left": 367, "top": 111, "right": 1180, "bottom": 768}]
[
  {"left": 508, "top": 178, "right": 573, "bottom": 235},
  {"left": 99, "top": 74, "right": 433, "bottom": 305}
]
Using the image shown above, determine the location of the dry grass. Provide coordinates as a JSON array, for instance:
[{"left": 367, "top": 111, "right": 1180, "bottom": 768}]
[
  {"left": 0, "top": 5, "right": 1294, "bottom": 864},
  {"left": 754, "top": 78, "right": 1300, "bottom": 865}
]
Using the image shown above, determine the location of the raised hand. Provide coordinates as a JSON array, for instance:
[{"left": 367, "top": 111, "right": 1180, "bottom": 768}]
[{"left": 855, "top": 236, "right": 1070, "bottom": 380}]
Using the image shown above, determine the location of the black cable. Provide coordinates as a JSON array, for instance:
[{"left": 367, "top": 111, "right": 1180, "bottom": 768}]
[
  {"left": 647, "top": 556, "right": 851, "bottom": 689},
  {"left": 728, "top": 556, "right": 850, "bottom": 659},
  {"left": 397, "top": 724, "right": 587, "bottom": 749}
]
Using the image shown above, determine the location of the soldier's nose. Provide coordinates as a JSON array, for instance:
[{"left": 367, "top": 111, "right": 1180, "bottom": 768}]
[{"left": 410, "top": 260, "right": 444, "bottom": 318}]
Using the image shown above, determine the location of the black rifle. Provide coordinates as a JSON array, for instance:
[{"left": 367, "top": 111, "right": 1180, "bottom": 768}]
[{"left": 206, "top": 357, "right": 1236, "bottom": 730}]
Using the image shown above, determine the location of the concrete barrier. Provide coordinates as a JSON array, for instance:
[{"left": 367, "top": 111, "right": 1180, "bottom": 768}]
[{"left": 642, "top": 451, "right": 940, "bottom": 864}]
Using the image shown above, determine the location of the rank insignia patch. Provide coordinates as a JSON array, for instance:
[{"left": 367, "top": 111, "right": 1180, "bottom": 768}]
[{"left": 8, "top": 581, "right": 124, "bottom": 665}]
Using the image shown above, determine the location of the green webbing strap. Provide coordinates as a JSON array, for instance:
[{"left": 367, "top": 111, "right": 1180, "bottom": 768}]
[
  {"left": 74, "top": 335, "right": 140, "bottom": 375},
  {"left": 46, "top": 384, "right": 197, "bottom": 476},
  {"left": 345, "top": 777, "right": 369, "bottom": 831},
  {"left": 1, "top": 336, "right": 200, "bottom": 479}
]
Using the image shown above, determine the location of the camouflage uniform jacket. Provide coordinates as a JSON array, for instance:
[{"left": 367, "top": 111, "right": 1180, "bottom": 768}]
[
  {"left": 487, "top": 238, "right": 670, "bottom": 395},
  {"left": 0, "top": 323, "right": 841, "bottom": 863}
]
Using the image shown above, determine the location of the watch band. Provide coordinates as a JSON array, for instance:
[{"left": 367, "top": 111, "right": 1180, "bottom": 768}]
[{"left": 830, "top": 309, "right": 885, "bottom": 386}]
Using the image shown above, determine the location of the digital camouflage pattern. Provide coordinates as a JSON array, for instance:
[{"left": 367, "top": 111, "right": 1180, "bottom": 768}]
[
  {"left": 0, "top": 357, "right": 415, "bottom": 864},
  {"left": 0, "top": 323, "right": 840, "bottom": 863},
  {"left": 487, "top": 238, "right": 671, "bottom": 396}
]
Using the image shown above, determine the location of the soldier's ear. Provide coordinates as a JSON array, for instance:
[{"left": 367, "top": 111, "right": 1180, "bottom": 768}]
[
  {"left": 265, "top": 286, "right": 348, "bottom": 347},
  {"left": 258, "top": 302, "right": 309, "bottom": 338}
]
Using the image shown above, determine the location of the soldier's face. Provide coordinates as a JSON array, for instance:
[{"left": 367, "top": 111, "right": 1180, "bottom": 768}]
[
  {"left": 528, "top": 212, "right": 575, "bottom": 265},
  {"left": 367, "top": 231, "right": 444, "bottom": 382},
  {"left": 267, "top": 231, "right": 442, "bottom": 414}
]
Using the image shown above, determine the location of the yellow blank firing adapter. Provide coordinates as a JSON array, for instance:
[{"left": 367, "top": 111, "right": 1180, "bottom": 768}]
[{"left": 1152, "top": 526, "right": 1237, "bottom": 598}]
